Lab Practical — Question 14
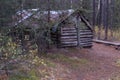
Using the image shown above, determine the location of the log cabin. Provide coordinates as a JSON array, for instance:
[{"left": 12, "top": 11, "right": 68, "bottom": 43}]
[
  {"left": 12, "top": 9, "right": 93, "bottom": 48},
  {"left": 51, "top": 9, "right": 94, "bottom": 48}
]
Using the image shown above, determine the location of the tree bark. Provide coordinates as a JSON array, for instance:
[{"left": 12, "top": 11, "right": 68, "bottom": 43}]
[
  {"left": 93, "top": 0, "right": 96, "bottom": 29},
  {"left": 104, "top": 0, "right": 109, "bottom": 40},
  {"left": 110, "top": 0, "right": 114, "bottom": 39},
  {"left": 97, "top": 0, "right": 102, "bottom": 39}
]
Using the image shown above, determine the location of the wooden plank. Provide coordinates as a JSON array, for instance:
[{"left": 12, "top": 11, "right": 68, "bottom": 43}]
[
  {"left": 80, "top": 40, "right": 93, "bottom": 42},
  {"left": 61, "top": 38, "right": 77, "bottom": 40},
  {"left": 61, "top": 35, "right": 77, "bottom": 37},
  {"left": 80, "top": 39, "right": 93, "bottom": 41},
  {"left": 80, "top": 37, "right": 93, "bottom": 39},
  {"left": 62, "top": 31, "right": 77, "bottom": 33},
  {"left": 80, "top": 32, "right": 93, "bottom": 35},
  {"left": 61, "top": 33, "right": 77, "bottom": 36},
  {"left": 61, "top": 36, "right": 77, "bottom": 39},
  {"left": 62, "top": 27, "right": 76, "bottom": 30},
  {"left": 61, "top": 39, "right": 77, "bottom": 41},
  {"left": 80, "top": 41, "right": 92, "bottom": 43},
  {"left": 80, "top": 15, "right": 93, "bottom": 31},
  {"left": 93, "top": 39, "right": 120, "bottom": 46},
  {"left": 61, "top": 40, "right": 77, "bottom": 42},
  {"left": 80, "top": 40, "right": 93, "bottom": 43},
  {"left": 80, "top": 31, "right": 92, "bottom": 33},
  {"left": 80, "top": 34, "right": 93, "bottom": 36},
  {"left": 61, "top": 39, "right": 77, "bottom": 42},
  {"left": 80, "top": 35, "right": 93, "bottom": 38},
  {"left": 61, "top": 41, "right": 78, "bottom": 44}
]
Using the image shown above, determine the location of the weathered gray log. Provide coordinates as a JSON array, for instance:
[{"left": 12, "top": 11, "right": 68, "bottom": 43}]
[
  {"left": 61, "top": 41, "right": 78, "bottom": 44},
  {"left": 79, "top": 35, "right": 93, "bottom": 38},
  {"left": 61, "top": 33, "right": 77, "bottom": 36},
  {"left": 80, "top": 32, "right": 93, "bottom": 35},
  {"left": 80, "top": 41, "right": 92, "bottom": 43},
  {"left": 79, "top": 42, "right": 92, "bottom": 45},
  {"left": 80, "top": 39, "right": 93, "bottom": 41},
  {"left": 93, "top": 39, "right": 120, "bottom": 46},
  {"left": 80, "top": 15, "right": 93, "bottom": 31},
  {"left": 62, "top": 30, "right": 77, "bottom": 33},
  {"left": 61, "top": 40, "right": 77, "bottom": 42},
  {"left": 61, "top": 36, "right": 77, "bottom": 39},
  {"left": 61, "top": 39, "right": 77, "bottom": 42},
  {"left": 79, "top": 37, "right": 93, "bottom": 40},
  {"left": 80, "top": 41, "right": 93, "bottom": 43},
  {"left": 62, "top": 27, "right": 76, "bottom": 30}
]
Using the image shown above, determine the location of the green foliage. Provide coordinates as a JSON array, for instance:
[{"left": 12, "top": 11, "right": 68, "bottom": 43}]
[
  {"left": 0, "top": 35, "right": 21, "bottom": 61},
  {"left": 0, "top": 0, "right": 20, "bottom": 26}
]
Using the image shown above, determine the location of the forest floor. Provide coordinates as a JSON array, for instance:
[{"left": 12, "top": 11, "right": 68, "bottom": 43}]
[{"left": 43, "top": 43, "right": 120, "bottom": 80}]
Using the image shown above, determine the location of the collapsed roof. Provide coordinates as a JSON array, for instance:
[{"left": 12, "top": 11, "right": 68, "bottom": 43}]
[
  {"left": 14, "top": 8, "right": 92, "bottom": 31},
  {"left": 14, "top": 9, "right": 74, "bottom": 26}
]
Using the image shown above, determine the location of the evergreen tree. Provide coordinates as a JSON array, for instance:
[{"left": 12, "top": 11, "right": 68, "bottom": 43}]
[{"left": 0, "top": 0, "right": 20, "bottom": 27}]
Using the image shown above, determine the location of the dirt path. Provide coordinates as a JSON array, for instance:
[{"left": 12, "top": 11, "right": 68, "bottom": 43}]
[
  {"left": 51, "top": 43, "right": 120, "bottom": 80},
  {"left": 77, "top": 43, "right": 120, "bottom": 80}
]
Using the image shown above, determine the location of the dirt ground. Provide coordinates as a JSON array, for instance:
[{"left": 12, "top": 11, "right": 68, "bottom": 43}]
[{"left": 49, "top": 43, "right": 120, "bottom": 80}]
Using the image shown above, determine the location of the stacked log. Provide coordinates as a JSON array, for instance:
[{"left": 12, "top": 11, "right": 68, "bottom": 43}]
[
  {"left": 51, "top": 27, "right": 93, "bottom": 48},
  {"left": 79, "top": 29, "right": 93, "bottom": 47},
  {"left": 59, "top": 27, "right": 78, "bottom": 47},
  {"left": 57, "top": 27, "right": 93, "bottom": 48}
]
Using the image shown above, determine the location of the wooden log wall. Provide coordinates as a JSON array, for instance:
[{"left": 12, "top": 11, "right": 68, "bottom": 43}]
[
  {"left": 59, "top": 27, "right": 78, "bottom": 47},
  {"left": 79, "top": 29, "right": 93, "bottom": 47},
  {"left": 58, "top": 27, "right": 93, "bottom": 48}
]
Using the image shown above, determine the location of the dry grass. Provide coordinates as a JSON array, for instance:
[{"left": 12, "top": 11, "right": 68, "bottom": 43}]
[{"left": 95, "top": 27, "right": 120, "bottom": 41}]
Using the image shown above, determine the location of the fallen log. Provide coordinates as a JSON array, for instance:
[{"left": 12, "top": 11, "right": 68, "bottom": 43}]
[{"left": 93, "top": 39, "right": 120, "bottom": 50}]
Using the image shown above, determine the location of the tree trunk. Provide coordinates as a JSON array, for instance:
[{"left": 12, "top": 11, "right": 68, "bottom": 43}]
[
  {"left": 97, "top": 0, "right": 102, "bottom": 39},
  {"left": 110, "top": 0, "right": 114, "bottom": 40},
  {"left": 104, "top": 0, "right": 109, "bottom": 40},
  {"left": 92, "top": 0, "right": 96, "bottom": 29},
  {"left": 48, "top": 0, "right": 50, "bottom": 23}
]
